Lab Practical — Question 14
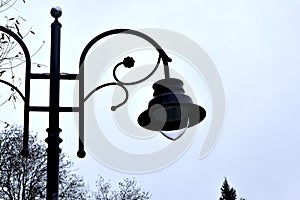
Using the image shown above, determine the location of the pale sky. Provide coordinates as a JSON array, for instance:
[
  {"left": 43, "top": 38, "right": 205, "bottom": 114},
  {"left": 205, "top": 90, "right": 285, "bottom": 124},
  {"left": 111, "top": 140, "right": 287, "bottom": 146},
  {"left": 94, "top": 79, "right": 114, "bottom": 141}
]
[{"left": 1, "top": 0, "right": 300, "bottom": 199}]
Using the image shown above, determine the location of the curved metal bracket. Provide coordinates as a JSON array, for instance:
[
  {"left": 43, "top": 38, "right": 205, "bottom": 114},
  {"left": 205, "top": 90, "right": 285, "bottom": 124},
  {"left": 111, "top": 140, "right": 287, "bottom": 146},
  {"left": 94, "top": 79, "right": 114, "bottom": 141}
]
[
  {"left": 0, "top": 79, "right": 25, "bottom": 101},
  {"left": 77, "top": 29, "right": 172, "bottom": 158},
  {"left": 0, "top": 26, "right": 32, "bottom": 157},
  {"left": 79, "top": 29, "right": 172, "bottom": 78},
  {"left": 113, "top": 56, "right": 161, "bottom": 86},
  {"left": 84, "top": 82, "right": 129, "bottom": 111}
]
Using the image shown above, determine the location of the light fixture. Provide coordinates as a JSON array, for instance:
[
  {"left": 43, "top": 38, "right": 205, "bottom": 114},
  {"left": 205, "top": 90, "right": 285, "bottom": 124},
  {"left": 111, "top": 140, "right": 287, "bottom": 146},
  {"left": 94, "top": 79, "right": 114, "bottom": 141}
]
[{"left": 138, "top": 78, "right": 206, "bottom": 140}]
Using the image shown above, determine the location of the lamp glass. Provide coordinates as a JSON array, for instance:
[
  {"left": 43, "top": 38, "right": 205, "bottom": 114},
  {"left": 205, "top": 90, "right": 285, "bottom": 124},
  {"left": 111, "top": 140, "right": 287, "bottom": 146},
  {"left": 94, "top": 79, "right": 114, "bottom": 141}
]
[{"left": 160, "top": 118, "right": 189, "bottom": 140}]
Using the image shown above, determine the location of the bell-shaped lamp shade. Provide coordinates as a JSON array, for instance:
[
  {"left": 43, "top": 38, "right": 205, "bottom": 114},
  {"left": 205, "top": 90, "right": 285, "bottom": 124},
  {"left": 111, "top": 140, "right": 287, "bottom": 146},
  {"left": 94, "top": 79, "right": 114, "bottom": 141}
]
[{"left": 138, "top": 78, "right": 206, "bottom": 140}]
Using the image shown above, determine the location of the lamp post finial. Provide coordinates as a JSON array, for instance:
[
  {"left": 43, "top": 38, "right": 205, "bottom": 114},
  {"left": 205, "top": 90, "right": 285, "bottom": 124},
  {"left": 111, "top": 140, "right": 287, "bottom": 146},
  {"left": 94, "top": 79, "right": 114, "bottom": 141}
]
[{"left": 51, "top": 6, "right": 62, "bottom": 19}]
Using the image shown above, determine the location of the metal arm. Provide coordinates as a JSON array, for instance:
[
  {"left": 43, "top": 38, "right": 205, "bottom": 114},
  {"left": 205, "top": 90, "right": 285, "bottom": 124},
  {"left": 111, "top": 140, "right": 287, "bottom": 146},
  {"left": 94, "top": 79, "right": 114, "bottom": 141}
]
[
  {"left": 0, "top": 79, "right": 26, "bottom": 101},
  {"left": 0, "top": 26, "right": 31, "bottom": 157},
  {"left": 77, "top": 29, "right": 172, "bottom": 158}
]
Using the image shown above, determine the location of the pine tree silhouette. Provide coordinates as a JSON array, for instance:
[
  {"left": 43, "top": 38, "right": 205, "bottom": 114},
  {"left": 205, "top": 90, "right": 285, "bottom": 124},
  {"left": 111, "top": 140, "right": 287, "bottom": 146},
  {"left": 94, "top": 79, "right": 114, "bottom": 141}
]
[{"left": 219, "top": 178, "right": 237, "bottom": 200}]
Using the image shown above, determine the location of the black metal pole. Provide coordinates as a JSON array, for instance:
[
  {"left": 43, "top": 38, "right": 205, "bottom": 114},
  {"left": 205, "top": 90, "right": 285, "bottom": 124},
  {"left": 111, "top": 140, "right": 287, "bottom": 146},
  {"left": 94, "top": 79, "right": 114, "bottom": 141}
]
[{"left": 45, "top": 7, "right": 62, "bottom": 200}]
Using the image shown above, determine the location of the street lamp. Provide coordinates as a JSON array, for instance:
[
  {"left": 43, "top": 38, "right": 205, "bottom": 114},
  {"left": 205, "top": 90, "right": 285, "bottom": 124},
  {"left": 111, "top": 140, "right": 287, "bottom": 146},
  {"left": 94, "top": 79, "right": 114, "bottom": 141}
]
[{"left": 0, "top": 6, "right": 206, "bottom": 200}]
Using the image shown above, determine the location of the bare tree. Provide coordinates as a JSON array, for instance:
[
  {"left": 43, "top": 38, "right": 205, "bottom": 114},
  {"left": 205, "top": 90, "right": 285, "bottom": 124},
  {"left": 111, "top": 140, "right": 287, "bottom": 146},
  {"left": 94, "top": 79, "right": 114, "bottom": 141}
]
[
  {"left": 94, "top": 176, "right": 151, "bottom": 200},
  {"left": 0, "top": 125, "right": 88, "bottom": 199}
]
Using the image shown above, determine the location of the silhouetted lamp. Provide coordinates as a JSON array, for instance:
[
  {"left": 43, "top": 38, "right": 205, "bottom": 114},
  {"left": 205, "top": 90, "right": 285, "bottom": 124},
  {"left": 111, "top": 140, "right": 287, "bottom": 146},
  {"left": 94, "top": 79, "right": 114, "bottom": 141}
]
[
  {"left": 138, "top": 78, "right": 206, "bottom": 140},
  {"left": 0, "top": 6, "right": 207, "bottom": 199}
]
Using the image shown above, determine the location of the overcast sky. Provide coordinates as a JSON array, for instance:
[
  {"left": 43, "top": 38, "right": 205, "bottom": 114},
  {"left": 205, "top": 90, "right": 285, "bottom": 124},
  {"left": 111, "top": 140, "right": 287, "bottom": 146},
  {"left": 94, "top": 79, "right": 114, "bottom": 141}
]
[{"left": 1, "top": 0, "right": 300, "bottom": 199}]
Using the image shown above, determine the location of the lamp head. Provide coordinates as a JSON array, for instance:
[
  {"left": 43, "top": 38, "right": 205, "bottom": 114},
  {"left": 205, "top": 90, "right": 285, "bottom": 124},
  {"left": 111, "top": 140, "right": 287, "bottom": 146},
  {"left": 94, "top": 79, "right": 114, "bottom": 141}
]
[{"left": 138, "top": 78, "right": 206, "bottom": 140}]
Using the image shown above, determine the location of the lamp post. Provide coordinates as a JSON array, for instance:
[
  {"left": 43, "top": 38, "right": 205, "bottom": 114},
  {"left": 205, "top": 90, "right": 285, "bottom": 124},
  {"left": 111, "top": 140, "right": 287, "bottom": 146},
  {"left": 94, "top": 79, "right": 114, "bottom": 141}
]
[{"left": 0, "top": 7, "right": 206, "bottom": 200}]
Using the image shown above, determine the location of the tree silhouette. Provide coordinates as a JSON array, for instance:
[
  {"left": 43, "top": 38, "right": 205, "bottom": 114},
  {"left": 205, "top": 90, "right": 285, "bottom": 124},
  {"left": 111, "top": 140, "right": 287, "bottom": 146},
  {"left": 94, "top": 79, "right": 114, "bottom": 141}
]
[
  {"left": 94, "top": 176, "right": 151, "bottom": 200},
  {"left": 0, "top": 125, "right": 88, "bottom": 199},
  {"left": 219, "top": 177, "right": 246, "bottom": 200},
  {"left": 0, "top": 125, "right": 153, "bottom": 199}
]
